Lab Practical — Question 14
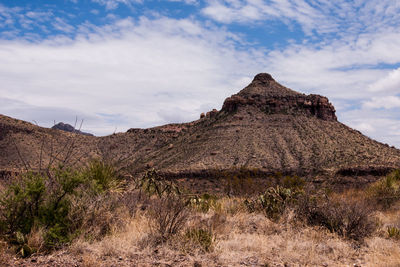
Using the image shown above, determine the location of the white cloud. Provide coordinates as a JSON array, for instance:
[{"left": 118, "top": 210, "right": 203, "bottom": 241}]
[
  {"left": 262, "top": 30, "right": 400, "bottom": 99},
  {"left": 340, "top": 108, "right": 400, "bottom": 148},
  {"left": 167, "top": 0, "right": 198, "bottom": 4},
  {"left": 202, "top": 0, "right": 400, "bottom": 37},
  {"left": 1, "top": 1, "right": 400, "bottom": 148},
  {"left": 0, "top": 4, "right": 57, "bottom": 37},
  {"left": 92, "top": 0, "right": 142, "bottom": 10},
  {"left": 0, "top": 17, "right": 265, "bottom": 136},
  {"left": 368, "top": 68, "right": 400, "bottom": 93},
  {"left": 52, "top": 17, "right": 75, "bottom": 33},
  {"left": 363, "top": 96, "right": 400, "bottom": 109},
  {"left": 25, "top": 11, "right": 53, "bottom": 21},
  {"left": 90, "top": 9, "right": 100, "bottom": 15},
  {"left": 354, "top": 122, "right": 375, "bottom": 133}
]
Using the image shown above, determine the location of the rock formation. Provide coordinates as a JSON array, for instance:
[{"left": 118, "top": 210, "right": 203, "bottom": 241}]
[
  {"left": 221, "top": 73, "right": 336, "bottom": 121},
  {"left": 52, "top": 122, "right": 94, "bottom": 136},
  {"left": 1, "top": 73, "right": 400, "bottom": 189}
]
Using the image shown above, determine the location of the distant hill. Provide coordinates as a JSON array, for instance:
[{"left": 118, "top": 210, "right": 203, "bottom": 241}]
[
  {"left": 1, "top": 73, "right": 399, "bottom": 189},
  {"left": 52, "top": 122, "right": 94, "bottom": 136}
]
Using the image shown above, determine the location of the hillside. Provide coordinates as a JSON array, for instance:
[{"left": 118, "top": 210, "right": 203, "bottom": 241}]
[{"left": 1, "top": 73, "right": 400, "bottom": 182}]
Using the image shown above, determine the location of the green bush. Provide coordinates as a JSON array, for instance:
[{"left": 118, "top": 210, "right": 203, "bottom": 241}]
[
  {"left": 0, "top": 173, "right": 45, "bottom": 238},
  {"left": 387, "top": 226, "right": 400, "bottom": 239},
  {"left": 189, "top": 193, "right": 219, "bottom": 213},
  {"left": 368, "top": 170, "right": 400, "bottom": 209},
  {"left": 245, "top": 185, "right": 302, "bottom": 220},
  {"left": 83, "top": 160, "right": 122, "bottom": 193},
  {"left": 0, "top": 168, "right": 85, "bottom": 252},
  {"left": 0, "top": 160, "right": 123, "bottom": 255}
]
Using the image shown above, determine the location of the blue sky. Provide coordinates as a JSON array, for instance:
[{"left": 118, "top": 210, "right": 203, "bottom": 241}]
[{"left": 1, "top": 0, "right": 400, "bottom": 147}]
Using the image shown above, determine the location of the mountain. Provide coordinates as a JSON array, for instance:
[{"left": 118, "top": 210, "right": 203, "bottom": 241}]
[
  {"left": 52, "top": 122, "right": 94, "bottom": 136},
  {"left": 1, "top": 73, "right": 400, "bottom": 187},
  {"left": 0, "top": 115, "right": 97, "bottom": 177}
]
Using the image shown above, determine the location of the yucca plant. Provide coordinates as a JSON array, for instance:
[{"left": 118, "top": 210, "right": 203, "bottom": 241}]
[{"left": 387, "top": 226, "right": 400, "bottom": 239}]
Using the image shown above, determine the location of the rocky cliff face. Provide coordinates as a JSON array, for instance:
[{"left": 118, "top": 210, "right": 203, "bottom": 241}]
[{"left": 222, "top": 73, "right": 337, "bottom": 121}]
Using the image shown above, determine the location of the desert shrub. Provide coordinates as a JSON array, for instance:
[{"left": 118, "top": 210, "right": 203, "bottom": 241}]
[
  {"left": 0, "top": 173, "right": 45, "bottom": 237},
  {"left": 138, "top": 168, "right": 181, "bottom": 198},
  {"left": 387, "top": 226, "right": 400, "bottom": 239},
  {"left": 11, "top": 231, "right": 34, "bottom": 258},
  {"left": 245, "top": 185, "right": 302, "bottom": 220},
  {"left": 218, "top": 197, "right": 246, "bottom": 215},
  {"left": 149, "top": 195, "right": 190, "bottom": 243},
  {"left": 0, "top": 168, "right": 85, "bottom": 255},
  {"left": 0, "top": 160, "right": 125, "bottom": 256},
  {"left": 282, "top": 175, "right": 305, "bottom": 190},
  {"left": 189, "top": 193, "right": 219, "bottom": 213},
  {"left": 296, "top": 194, "right": 376, "bottom": 241},
  {"left": 181, "top": 212, "right": 223, "bottom": 253},
  {"left": 83, "top": 160, "right": 123, "bottom": 193},
  {"left": 368, "top": 170, "right": 400, "bottom": 209},
  {"left": 184, "top": 227, "right": 214, "bottom": 252},
  {"left": 70, "top": 191, "right": 131, "bottom": 242}
]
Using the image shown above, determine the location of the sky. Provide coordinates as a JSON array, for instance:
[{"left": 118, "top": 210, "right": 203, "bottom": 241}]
[{"left": 1, "top": 1, "right": 400, "bottom": 147}]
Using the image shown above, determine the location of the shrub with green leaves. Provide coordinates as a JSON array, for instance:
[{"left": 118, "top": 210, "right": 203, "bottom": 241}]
[
  {"left": 83, "top": 160, "right": 122, "bottom": 193},
  {"left": 189, "top": 193, "right": 219, "bottom": 213},
  {"left": 0, "top": 160, "right": 123, "bottom": 256},
  {"left": 0, "top": 168, "right": 84, "bottom": 254},
  {"left": 0, "top": 173, "right": 45, "bottom": 238},
  {"left": 387, "top": 226, "right": 400, "bottom": 239},
  {"left": 368, "top": 170, "right": 400, "bottom": 209},
  {"left": 245, "top": 185, "right": 302, "bottom": 220}
]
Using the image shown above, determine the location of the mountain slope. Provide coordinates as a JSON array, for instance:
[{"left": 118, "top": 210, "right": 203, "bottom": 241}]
[
  {"left": 101, "top": 73, "right": 400, "bottom": 176},
  {"left": 1, "top": 73, "right": 399, "bottom": 180}
]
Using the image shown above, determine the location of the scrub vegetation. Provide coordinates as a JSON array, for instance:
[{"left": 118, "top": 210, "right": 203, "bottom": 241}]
[{"left": 2, "top": 163, "right": 400, "bottom": 266}]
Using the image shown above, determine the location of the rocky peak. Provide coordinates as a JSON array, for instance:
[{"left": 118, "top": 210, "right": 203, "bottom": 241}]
[
  {"left": 253, "top": 73, "right": 275, "bottom": 83},
  {"left": 222, "top": 73, "right": 337, "bottom": 121},
  {"left": 52, "top": 122, "right": 94, "bottom": 136}
]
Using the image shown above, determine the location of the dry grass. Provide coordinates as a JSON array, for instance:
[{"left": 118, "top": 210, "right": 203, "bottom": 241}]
[
  {"left": 71, "top": 212, "right": 151, "bottom": 259},
  {"left": 0, "top": 240, "right": 13, "bottom": 266},
  {"left": 4, "top": 187, "right": 400, "bottom": 266},
  {"left": 26, "top": 225, "right": 45, "bottom": 253},
  {"left": 364, "top": 237, "right": 400, "bottom": 266},
  {"left": 61, "top": 195, "right": 400, "bottom": 266}
]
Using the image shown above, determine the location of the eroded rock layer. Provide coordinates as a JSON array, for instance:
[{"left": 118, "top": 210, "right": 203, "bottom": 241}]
[{"left": 222, "top": 73, "right": 337, "bottom": 121}]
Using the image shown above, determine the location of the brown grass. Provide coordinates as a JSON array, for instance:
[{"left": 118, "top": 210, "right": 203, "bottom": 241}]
[
  {"left": 4, "top": 182, "right": 400, "bottom": 266},
  {"left": 62, "top": 195, "right": 400, "bottom": 266}
]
